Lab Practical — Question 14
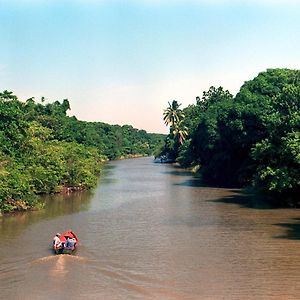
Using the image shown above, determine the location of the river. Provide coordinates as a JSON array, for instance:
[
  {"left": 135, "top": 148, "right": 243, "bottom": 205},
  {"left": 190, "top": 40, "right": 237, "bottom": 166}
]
[{"left": 1, "top": 157, "right": 300, "bottom": 299}]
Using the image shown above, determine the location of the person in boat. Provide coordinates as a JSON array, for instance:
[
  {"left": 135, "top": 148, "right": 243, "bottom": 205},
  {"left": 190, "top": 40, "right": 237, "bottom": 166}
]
[
  {"left": 65, "top": 237, "right": 76, "bottom": 250},
  {"left": 53, "top": 233, "right": 62, "bottom": 249}
]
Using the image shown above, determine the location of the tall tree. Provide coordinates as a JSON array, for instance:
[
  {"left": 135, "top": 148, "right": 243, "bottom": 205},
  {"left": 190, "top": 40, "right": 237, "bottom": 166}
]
[
  {"left": 163, "top": 100, "right": 187, "bottom": 143},
  {"left": 163, "top": 100, "right": 185, "bottom": 129},
  {"left": 172, "top": 120, "right": 188, "bottom": 145}
]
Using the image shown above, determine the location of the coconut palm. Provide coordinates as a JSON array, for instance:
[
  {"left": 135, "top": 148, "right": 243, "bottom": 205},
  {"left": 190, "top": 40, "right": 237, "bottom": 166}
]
[
  {"left": 163, "top": 100, "right": 185, "bottom": 129},
  {"left": 172, "top": 120, "right": 188, "bottom": 145},
  {"left": 163, "top": 100, "right": 188, "bottom": 145}
]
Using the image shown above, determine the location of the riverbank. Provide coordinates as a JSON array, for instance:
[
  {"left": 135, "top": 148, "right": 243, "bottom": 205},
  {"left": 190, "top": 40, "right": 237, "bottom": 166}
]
[
  {"left": 114, "top": 153, "right": 150, "bottom": 160},
  {"left": 159, "top": 69, "right": 300, "bottom": 206},
  {"left": 0, "top": 93, "right": 165, "bottom": 214},
  {"left": 3, "top": 157, "right": 300, "bottom": 299},
  {"left": 162, "top": 161, "right": 299, "bottom": 208},
  {"left": 0, "top": 154, "right": 154, "bottom": 215}
]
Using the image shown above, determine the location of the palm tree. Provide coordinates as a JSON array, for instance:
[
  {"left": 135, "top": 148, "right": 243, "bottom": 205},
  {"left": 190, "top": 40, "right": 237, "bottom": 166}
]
[
  {"left": 173, "top": 120, "right": 188, "bottom": 145},
  {"left": 163, "top": 100, "right": 187, "bottom": 145},
  {"left": 163, "top": 100, "right": 184, "bottom": 127}
]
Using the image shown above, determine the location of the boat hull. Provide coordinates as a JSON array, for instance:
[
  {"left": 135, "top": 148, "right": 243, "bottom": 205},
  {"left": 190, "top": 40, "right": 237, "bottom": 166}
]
[
  {"left": 53, "top": 230, "right": 79, "bottom": 255},
  {"left": 54, "top": 247, "right": 76, "bottom": 255}
]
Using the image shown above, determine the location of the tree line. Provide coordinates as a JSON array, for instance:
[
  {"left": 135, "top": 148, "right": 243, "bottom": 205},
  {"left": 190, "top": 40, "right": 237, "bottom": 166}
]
[
  {"left": 160, "top": 68, "right": 300, "bottom": 206},
  {"left": 0, "top": 91, "right": 164, "bottom": 212}
]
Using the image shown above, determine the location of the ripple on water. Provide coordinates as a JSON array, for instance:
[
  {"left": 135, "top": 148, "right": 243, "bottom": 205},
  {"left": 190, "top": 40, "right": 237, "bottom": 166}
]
[{"left": 1, "top": 158, "right": 300, "bottom": 299}]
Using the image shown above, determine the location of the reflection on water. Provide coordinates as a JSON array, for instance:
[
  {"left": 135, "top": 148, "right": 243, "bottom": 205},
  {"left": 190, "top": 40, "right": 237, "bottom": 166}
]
[
  {"left": 43, "top": 191, "right": 93, "bottom": 216},
  {"left": 211, "top": 189, "right": 276, "bottom": 209},
  {"left": 1, "top": 157, "right": 300, "bottom": 300},
  {"left": 0, "top": 191, "right": 93, "bottom": 242},
  {"left": 274, "top": 218, "right": 300, "bottom": 240}
]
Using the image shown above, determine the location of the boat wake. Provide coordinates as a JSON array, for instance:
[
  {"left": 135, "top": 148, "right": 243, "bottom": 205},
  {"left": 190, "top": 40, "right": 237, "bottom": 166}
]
[
  {"left": 29, "top": 254, "right": 89, "bottom": 279},
  {"left": 30, "top": 254, "right": 87, "bottom": 265}
]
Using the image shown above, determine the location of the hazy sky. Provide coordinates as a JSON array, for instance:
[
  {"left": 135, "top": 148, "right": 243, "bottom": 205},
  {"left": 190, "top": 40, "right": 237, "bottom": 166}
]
[{"left": 0, "top": 0, "right": 299, "bottom": 133}]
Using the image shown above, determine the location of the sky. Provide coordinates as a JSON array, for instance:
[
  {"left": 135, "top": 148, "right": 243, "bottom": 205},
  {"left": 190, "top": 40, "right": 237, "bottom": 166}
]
[{"left": 0, "top": 0, "right": 299, "bottom": 133}]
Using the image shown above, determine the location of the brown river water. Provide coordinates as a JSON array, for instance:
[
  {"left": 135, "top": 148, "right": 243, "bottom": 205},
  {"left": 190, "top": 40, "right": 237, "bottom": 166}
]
[{"left": 1, "top": 157, "right": 300, "bottom": 300}]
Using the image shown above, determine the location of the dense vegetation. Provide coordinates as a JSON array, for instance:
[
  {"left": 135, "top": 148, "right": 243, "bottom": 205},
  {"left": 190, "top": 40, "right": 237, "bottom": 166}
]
[
  {"left": 0, "top": 91, "right": 164, "bottom": 212},
  {"left": 160, "top": 69, "right": 300, "bottom": 206}
]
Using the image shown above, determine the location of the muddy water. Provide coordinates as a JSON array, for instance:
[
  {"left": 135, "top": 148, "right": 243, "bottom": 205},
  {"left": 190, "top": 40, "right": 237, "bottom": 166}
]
[{"left": 1, "top": 157, "right": 300, "bottom": 299}]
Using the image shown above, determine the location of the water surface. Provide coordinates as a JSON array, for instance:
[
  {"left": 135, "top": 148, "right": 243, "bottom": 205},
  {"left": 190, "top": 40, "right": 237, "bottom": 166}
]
[{"left": 1, "top": 157, "right": 300, "bottom": 299}]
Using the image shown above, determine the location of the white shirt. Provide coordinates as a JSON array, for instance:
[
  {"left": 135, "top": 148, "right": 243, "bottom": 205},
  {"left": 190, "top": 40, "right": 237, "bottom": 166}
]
[{"left": 53, "top": 236, "right": 61, "bottom": 248}]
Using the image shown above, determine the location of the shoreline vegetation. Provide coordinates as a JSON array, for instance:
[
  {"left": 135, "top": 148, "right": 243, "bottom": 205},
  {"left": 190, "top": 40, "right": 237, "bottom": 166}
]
[
  {"left": 0, "top": 92, "right": 165, "bottom": 214},
  {"left": 159, "top": 68, "right": 300, "bottom": 207},
  {"left": 2, "top": 68, "right": 299, "bottom": 213}
]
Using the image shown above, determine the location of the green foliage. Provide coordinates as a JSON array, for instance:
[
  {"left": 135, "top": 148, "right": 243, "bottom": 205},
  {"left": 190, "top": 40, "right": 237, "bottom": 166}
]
[
  {"left": 161, "top": 69, "right": 300, "bottom": 205},
  {"left": 252, "top": 132, "right": 300, "bottom": 198},
  {"left": 162, "top": 100, "right": 188, "bottom": 159},
  {"left": 248, "top": 71, "right": 300, "bottom": 203},
  {"left": 0, "top": 91, "right": 28, "bottom": 156},
  {"left": 0, "top": 93, "right": 165, "bottom": 212},
  {"left": 163, "top": 100, "right": 184, "bottom": 128},
  {"left": 0, "top": 154, "right": 38, "bottom": 212},
  {"left": 60, "top": 142, "right": 104, "bottom": 189}
]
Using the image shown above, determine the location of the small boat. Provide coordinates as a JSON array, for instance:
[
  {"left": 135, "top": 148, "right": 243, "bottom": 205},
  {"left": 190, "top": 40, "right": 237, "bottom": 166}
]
[{"left": 53, "top": 230, "right": 79, "bottom": 255}]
